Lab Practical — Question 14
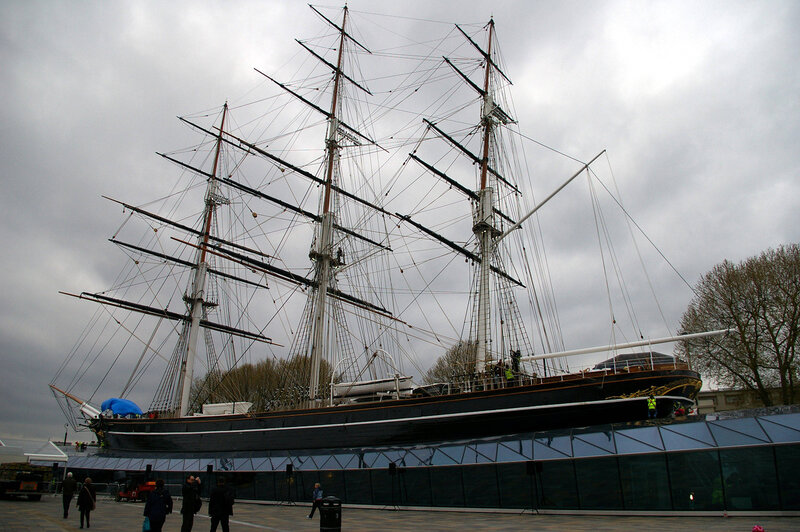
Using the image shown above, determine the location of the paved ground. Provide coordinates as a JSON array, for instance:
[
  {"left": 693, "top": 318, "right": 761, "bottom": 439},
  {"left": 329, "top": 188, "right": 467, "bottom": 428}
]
[{"left": 1, "top": 495, "right": 798, "bottom": 531}]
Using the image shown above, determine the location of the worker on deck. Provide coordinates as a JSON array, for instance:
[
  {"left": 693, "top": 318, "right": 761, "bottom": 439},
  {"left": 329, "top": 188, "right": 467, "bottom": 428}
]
[{"left": 647, "top": 395, "right": 657, "bottom": 419}]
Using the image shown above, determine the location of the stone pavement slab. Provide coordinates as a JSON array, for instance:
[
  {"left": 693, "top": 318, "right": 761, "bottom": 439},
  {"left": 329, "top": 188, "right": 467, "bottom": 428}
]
[{"left": 1, "top": 495, "right": 798, "bottom": 531}]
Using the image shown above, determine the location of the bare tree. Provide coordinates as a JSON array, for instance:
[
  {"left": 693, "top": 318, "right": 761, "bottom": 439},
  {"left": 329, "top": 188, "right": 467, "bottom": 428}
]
[
  {"left": 676, "top": 244, "right": 800, "bottom": 406},
  {"left": 423, "top": 340, "right": 477, "bottom": 384},
  {"left": 189, "top": 356, "right": 335, "bottom": 412}
]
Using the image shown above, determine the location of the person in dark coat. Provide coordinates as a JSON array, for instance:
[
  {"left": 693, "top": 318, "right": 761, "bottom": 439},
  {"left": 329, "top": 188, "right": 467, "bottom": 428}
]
[
  {"left": 76, "top": 477, "right": 96, "bottom": 529},
  {"left": 62, "top": 472, "right": 77, "bottom": 518},
  {"left": 180, "top": 475, "right": 200, "bottom": 532},
  {"left": 144, "top": 478, "right": 173, "bottom": 532},
  {"left": 209, "top": 477, "right": 234, "bottom": 532}
]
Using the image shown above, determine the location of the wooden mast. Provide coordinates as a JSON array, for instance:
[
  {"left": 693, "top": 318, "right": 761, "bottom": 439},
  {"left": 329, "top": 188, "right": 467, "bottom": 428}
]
[
  {"left": 474, "top": 20, "right": 496, "bottom": 373},
  {"left": 309, "top": 7, "right": 348, "bottom": 401},
  {"left": 178, "top": 102, "right": 228, "bottom": 417}
]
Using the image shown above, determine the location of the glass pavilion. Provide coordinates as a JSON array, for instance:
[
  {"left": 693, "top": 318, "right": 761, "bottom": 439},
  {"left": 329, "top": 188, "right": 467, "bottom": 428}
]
[{"left": 65, "top": 408, "right": 800, "bottom": 513}]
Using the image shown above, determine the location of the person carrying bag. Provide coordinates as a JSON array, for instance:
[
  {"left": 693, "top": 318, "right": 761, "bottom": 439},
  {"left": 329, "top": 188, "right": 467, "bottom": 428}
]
[{"left": 76, "top": 477, "right": 96, "bottom": 529}]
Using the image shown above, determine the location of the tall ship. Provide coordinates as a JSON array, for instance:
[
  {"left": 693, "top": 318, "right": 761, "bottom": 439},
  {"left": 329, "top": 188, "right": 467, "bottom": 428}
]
[{"left": 51, "top": 7, "right": 719, "bottom": 454}]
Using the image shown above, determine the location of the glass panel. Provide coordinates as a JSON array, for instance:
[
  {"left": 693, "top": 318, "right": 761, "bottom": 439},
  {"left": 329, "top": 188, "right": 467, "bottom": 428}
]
[
  {"left": 253, "top": 472, "right": 276, "bottom": 501},
  {"left": 618, "top": 454, "right": 671, "bottom": 510},
  {"left": 431, "top": 448, "right": 460, "bottom": 466},
  {"left": 440, "top": 445, "right": 465, "bottom": 463},
  {"left": 250, "top": 457, "right": 271, "bottom": 471},
  {"left": 233, "top": 458, "right": 252, "bottom": 471},
  {"left": 407, "top": 448, "right": 434, "bottom": 467},
  {"left": 575, "top": 457, "right": 623, "bottom": 509},
  {"left": 198, "top": 460, "right": 214, "bottom": 475},
  {"left": 340, "top": 452, "right": 364, "bottom": 469},
  {"left": 572, "top": 430, "right": 616, "bottom": 458},
  {"left": 279, "top": 472, "right": 298, "bottom": 503},
  {"left": 576, "top": 429, "right": 615, "bottom": 452},
  {"left": 474, "top": 451, "right": 494, "bottom": 464},
  {"left": 667, "top": 450, "right": 723, "bottom": 510},
  {"left": 370, "top": 453, "right": 393, "bottom": 468},
  {"left": 476, "top": 443, "right": 497, "bottom": 462},
  {"left": 217, "top": 457, "right": 235, "bottom": 471},
  {"left": 168, "top": 459, "right": 184, "bottom": 471},
  {"left": 383, "top": 450, "right": 406, "bottom": 464},
  {"left": 430, "top": 467, "right": 464, "bottom": 507},
  {"left": 533, "top": 435, "right": 572, "bottom": 460},
  {"left": 344, "top": 469, "right": 373, "bottom": 505},
  {"left": 660, "top": 423, "right": 716, "bottom": 451},
  {"left": 497, "top": 441, "right": 529, "bottom": 462},
  {"left": 615, "top": 426, "right": 664, "bottom": 453},
  {"left": 320, "top": 470, "right": 346, "bottom": 503},
  {"left": 153, "top": 458, "right": 169, "bottom": 471},
  {"left": 399, "top": 452, "right": 416, "bottom": 467},
  {"left": 398, "top": 467, "right": 430, "bottom": 506},
  {"left": 291, "top": 471, "right": 308, "bottom": 504},
  {"left": 759, "top": 416, "right": 800, "bottom": 443},
  {"left": 762, "top": 412, "right": 800, "bottom": 431},
  {"left": 399, "top": 450, "right": 425, "bottom": 467},
  {"left": 497, "top": 462, "right": 533, "bottom": 509},
  {"left": 462, "top": 446, "right": 478, "bottom": 464},
  {"left": 775, "top": 445, "right": 800, "bottom": 510},
  {"left": 271, "top": 457, "right": 290, "bottom": 472},
  {"left": 164, "top": 473, "right": 182, "bottom": 494},
  {"left": 128, "top": 458, "right": 145, "bottom": 471},
  {"left": 519, "top": 437, "right": 533, "bottom": 459},
  {"left": 710, "top": 418, "right": 769, "bottom": 444},
  {"left": 232, "top": 472, "right": 256, "bottom": 500},
  {"left": 720, "top": 447, "right": 779, "bottom": 510},
  {"left": 535, "top": 460, "right": 578, "bottom": 509},
  {"left": 294, "top": 456, "right": 316, "bottom": 471},
  {"left": 360, "top": 452, "right": 381, "bottom": 468},
  {"left": 183, "top": 459, "right": 199, "bottom": 472},
  {"left": 463, "top": 464, "right": 499, "bottom": 508},
  {"left": 371, "top": 467, "right": 394, "bottom": 506},
  {"left": 318, "top": 455, "right": 340, "bottom": 470},
  {"left": 116, "top": 458, "right": 132, "bottom": 471}
]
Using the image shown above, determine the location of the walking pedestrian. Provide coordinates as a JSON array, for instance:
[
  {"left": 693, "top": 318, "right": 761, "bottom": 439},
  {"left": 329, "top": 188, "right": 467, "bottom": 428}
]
[
  {"left": 181, "top": 475, "right": 201, "bottom": 532},
  {"left": 144, "top": 479, "right": 173, "bottom": 532},
  {"left": 209, "top": 477, "right": 234, "bottom": 532},
  {"left": 76, "top": 477, "right": 96, "bottom": 529},
  {"left": 62, "top": 472, "right": 77, "bottom": 519},
  {"left": 307, "top": 482, "right": 323, "bottom": 519}
]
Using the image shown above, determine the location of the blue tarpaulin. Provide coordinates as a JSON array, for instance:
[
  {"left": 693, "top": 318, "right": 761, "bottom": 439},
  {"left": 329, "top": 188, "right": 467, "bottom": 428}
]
[{"left": 101, "top": 397, "right": 143, "bottom": 416}]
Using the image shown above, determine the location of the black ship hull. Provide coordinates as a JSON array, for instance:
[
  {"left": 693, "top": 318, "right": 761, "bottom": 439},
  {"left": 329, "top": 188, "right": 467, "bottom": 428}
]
[{"left": 93, "top": 367, "right": 700, "bottom": 453}]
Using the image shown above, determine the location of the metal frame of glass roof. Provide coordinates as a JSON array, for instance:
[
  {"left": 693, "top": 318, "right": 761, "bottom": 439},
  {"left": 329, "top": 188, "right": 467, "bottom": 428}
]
[{"left": 66, "top": 410, "right": 800, "bottom": 473}]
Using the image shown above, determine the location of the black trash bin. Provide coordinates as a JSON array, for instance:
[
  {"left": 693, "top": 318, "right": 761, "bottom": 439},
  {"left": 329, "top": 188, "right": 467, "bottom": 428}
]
[{"left": 319, "top": 496, "right": 341, "bottom": 532}]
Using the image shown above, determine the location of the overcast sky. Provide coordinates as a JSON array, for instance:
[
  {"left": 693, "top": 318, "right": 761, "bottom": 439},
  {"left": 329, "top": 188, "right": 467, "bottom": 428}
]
[{"left": 1, "top": 0, "right": 799, "bottom": 441}]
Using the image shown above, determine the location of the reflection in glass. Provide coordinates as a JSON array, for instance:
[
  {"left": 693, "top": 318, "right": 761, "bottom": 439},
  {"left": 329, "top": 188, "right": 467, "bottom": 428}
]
[
  {"left": 720, "top": 447, "right": 779, "bottom": 510},
  {"left": 619, "top": 454, "right": 671, "bottom": 509},
  {"left": 575, "top": 457, "right": 623, "bottom": 509},
  {"left": 668, "top": 451, "right": 723, "bottom": 511}
]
